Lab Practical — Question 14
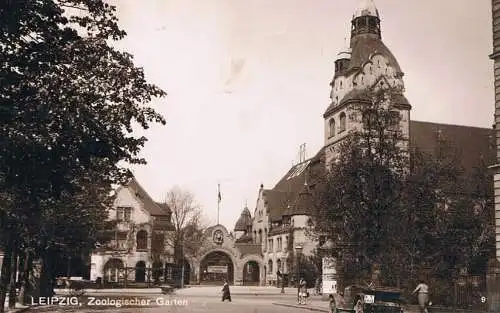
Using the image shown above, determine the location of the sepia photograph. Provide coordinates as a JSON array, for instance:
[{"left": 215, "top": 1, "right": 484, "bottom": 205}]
[{"left": 0, "top": 0, "right": 499, "bottom": 312}]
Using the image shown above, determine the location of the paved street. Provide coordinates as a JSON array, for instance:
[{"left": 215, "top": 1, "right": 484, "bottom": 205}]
[
  {"left": 21, "top": 294, "right": 309, "bottom": 313},
  {"left": 6, "top": 286, "right": 487, "bottom": 313}
]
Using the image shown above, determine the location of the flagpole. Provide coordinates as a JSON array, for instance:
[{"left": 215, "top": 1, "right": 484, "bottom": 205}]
[{"left": 217, "top": 183, "right": 220, "bottom": 225}]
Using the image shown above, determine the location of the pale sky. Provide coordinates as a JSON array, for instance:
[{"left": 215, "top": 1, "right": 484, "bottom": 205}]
[{"left": 107, "top": 0, "right": 493, "bottom": 230}]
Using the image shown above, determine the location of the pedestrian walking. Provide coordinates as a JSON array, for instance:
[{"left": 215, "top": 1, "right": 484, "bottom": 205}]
[
  {"left": 298, "top": 278, "right": 308, "bottom": 305},
  {"left": 413, "top": 280, "right": 429, "bottom": 313},
  {"left": 221, "top": 280, "right": 231, "bottom": 302}
]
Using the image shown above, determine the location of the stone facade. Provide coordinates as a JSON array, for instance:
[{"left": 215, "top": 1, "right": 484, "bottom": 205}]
[
  {"left": 488, "top": 0, "right": 500, "bottom": 311},
  {"left": 90, "top": 178, "right": 175, "bottom": 283}
]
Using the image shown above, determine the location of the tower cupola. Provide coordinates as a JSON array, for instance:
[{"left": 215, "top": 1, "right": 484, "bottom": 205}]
[
  {"left": 334, "top": 39, "right": 352, "bottom": 76},
  {"left": 351, "top": 0, "right": 381, "bottom": 42}
]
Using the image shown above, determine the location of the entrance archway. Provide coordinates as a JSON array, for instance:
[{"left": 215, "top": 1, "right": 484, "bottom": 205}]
[
  {"left": 243, "top": 261, "right": 260, "bottom": 286},
  {"left": 103, "top": 258, "right": 124, "bottom": 283},
  {"left": 200, "top": 251, "right": 234, "bottom": 285},
  {"left": 135, "top": 261, "right": 146, "bottom": 282}
]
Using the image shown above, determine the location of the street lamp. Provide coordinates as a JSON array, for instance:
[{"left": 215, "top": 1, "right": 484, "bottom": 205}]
[
  {"left": 280, "top": 268, "right": 285, "bottom": 294},
  {"left": 295, "top": 245, "right": 303, "bottom": 303},
  {"left": 180, "top": 242, "right": 185, "bottom": 289}
]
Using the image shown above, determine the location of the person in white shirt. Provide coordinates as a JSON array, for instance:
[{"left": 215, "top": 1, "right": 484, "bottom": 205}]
[{"left": 413, "top": 280, "right": 429, "bottom": 313}]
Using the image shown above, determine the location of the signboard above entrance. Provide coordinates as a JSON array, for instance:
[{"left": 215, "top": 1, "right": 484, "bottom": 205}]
[{"left": 207, "top": 265, "right": 228, "bottom": 273}]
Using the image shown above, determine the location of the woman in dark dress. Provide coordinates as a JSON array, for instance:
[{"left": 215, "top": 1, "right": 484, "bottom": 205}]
[{"left": 221, "top": 280, "right": 231, "bottom": 302}]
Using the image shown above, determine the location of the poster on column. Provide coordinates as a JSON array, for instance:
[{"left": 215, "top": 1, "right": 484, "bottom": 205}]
[{"left": 322, "top": 257, "right": 337, "bottom": 294}]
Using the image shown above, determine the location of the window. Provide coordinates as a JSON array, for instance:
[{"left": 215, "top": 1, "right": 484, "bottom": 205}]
[
  {"left": 116, "top": 231, "right": 127, "bottom": 250},
  {"left": 136, "top": 230, "right": 148, "bottom": 250},
  {"left": 277, "top": 237, "right": 282, "bottom": 251},
  {"left": 329, "top": 118, "right": 336, "bottom": 137},
  {"left": 116, "top": 207, "right": 132, "bottom": 222},
  {"left": 268, "top": 260, "right": 273, "bottom": 274},
  {"left": 268, "top": 239, "right": 273, "bottom": 252},
  {"left": 339, "top": 112, "right": 347, "bottom": 132},
  {"left": 362, "top": 109, "right": 376, "bottom": 130},
  {"left": 277, "top": 259, "right": 282, "bottom": 272}
]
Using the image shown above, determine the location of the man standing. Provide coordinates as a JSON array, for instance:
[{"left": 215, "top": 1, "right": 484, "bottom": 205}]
[
  {"left": 221, "top": 280, "right": 231, "bottom": 302},
  {"left": 413, "top": 280, "right": 429, "bottom": 313}
]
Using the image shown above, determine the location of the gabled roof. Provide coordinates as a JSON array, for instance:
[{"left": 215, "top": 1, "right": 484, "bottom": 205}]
[{"left": 126, "top": 177, "right": 171, "bottom": 216}]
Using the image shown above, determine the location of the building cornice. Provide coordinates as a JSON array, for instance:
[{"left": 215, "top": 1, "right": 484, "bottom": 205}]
[{"left": 489, "top": 51, "right": 500, "bottom": 60}]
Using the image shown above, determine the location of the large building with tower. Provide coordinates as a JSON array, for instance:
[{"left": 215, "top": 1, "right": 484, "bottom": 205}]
[{"left": 88, "top": 0, "right": 495, "bottom": 288}]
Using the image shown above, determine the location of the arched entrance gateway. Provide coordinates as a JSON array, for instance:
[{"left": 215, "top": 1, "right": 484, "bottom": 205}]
[
  {"left": 243, "top": 261, "right": 260, "bottom": 286},
  {"left": 200, "top": 251, "right": 234, "bottom": 284},
  {"left": 103, "top": 258, "right": 124, "bottom": 283}
]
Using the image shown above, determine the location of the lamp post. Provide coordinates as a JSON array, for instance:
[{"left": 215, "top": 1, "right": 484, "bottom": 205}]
[
  {"left": 180, "top": 243, "right": 185, "bottom": 289},
  {"left": 295, "top": 245, "right": 303, "bottom": 303},
  {"left": 280, "top": 269, "right": 285, "bottom": 294}
]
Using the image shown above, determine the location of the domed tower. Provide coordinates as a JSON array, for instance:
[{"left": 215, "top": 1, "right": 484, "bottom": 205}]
[
  {"left": 323, "top": 0, "right": 411, "bottom": 166},
  {"left": 234, "top": 205, "right": 253, "bottom": 240}
]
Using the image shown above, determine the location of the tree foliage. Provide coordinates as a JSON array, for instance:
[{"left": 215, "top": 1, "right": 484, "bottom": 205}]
[
  {"left": 313, "top": 86, "right": 494, "bottom": 291},
  {"left": 0, "top": 0, "right": 166, "bottom": 309}
]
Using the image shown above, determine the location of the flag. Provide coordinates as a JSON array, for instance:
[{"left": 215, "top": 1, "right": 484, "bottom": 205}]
[{"left": 218, "top": 184, "right": 222, "bottom": 203}]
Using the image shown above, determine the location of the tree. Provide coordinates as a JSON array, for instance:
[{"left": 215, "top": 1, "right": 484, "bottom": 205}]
[
  {"left": 314, "top": 86, "right": 409, "bottom": 287},
  {"left": 0, "top": 1, "right": 166, "bottom": 310},
  {"left": 313, "top": 86, "right": 495, "bottom": 296},
  {"left": 162, "top": 187, "right": 206, "bottom": 264}
]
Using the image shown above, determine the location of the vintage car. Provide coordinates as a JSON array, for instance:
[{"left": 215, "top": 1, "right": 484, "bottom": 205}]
[{"left": 330, "top": 285, "right": 406, "bottom": 313}]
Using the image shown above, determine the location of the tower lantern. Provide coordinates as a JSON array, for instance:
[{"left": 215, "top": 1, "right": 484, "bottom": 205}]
[{"left": 351, "top": 0, "right": 381, "bottom": 42}]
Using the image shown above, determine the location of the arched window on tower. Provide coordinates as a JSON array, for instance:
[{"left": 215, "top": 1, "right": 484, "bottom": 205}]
[
  {"left": 329, "top": 118, "right": 336, "bottom": 137},
  {"left": 268, "top": 259, "right": 273, "bottom": 274},
  {"left": 339, "top": 112, "right": 347, "bottom": 133}
]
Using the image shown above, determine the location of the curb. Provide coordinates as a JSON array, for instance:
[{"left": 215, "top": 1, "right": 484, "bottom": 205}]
[{"left": 272, "top": 302, "right": 329, "bottom": 312}]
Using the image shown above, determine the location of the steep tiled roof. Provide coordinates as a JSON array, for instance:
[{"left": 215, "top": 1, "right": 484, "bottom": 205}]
[
  {"left": 348, "top": 34, "right": 403, "bottom": 75},
  {"left": 263, "top": 122, "right": 492, "bottom": 224},
  {"left": 234, "top": 207, "right": 252, "bottom": 232},
  {"left": 264, "top": 189, "right": 295, "bottom": 222},
  {"left": 127, "top": 177, "right": 170, "bottom": 216},
  {"left": 265, "top": 148, "right": 325, "bottom": 222},
  {"left": 409, "top": 121, "right": 495, "bottom": 173},
  {"left": 287, "top": 183, "right": 314, "bottom": 216}
]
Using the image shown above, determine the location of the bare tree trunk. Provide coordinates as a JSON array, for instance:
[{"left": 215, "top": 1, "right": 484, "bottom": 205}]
[
  {"left": 17, "top": 250, "right": 32, "bottom": 305},
  {"left": 0, "top": 238, "right": 14, "bottom": 313},
  {"left": 8, "top": 248, "right": 18, "bottom": 308}
]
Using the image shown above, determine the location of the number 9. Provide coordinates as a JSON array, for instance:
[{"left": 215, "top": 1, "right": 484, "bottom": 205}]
[{"left": 481, "top": 296, "right": 487, "bottom": 303}]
